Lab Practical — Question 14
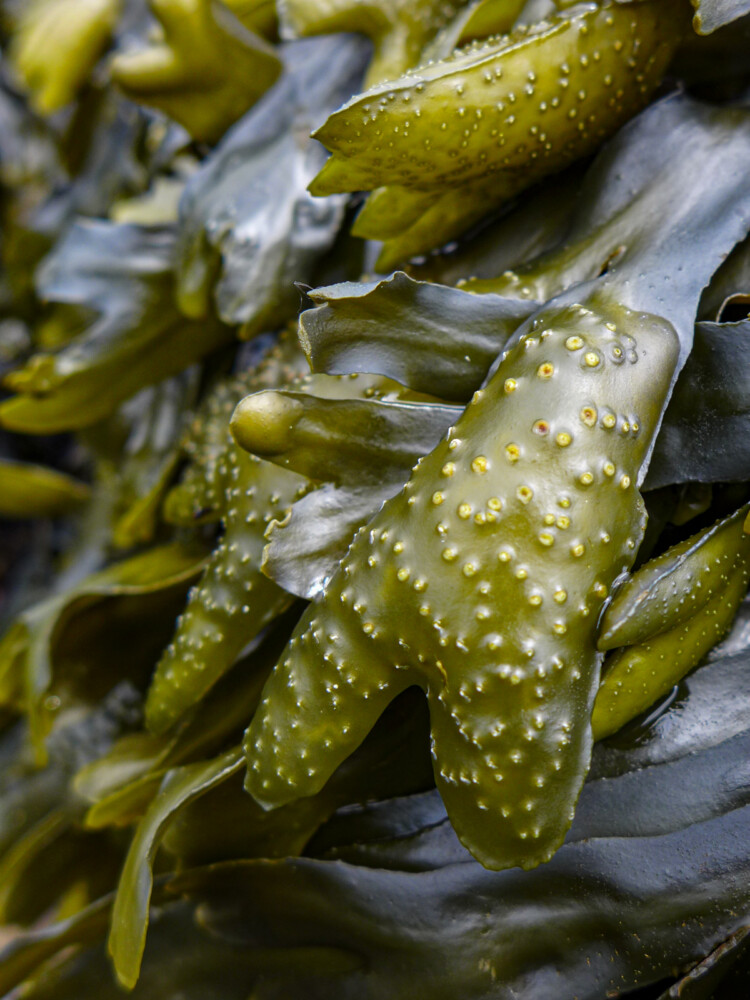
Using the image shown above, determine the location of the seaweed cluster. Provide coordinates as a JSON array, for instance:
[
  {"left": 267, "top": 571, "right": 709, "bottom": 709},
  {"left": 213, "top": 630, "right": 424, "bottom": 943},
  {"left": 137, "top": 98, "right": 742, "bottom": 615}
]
[{"left": 1, "top": 0, "right": 750, "bottom": 997}]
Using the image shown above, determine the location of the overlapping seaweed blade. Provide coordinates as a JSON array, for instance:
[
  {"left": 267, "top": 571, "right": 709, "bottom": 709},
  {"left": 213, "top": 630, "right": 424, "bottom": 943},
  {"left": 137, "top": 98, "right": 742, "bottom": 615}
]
[{"left": 0, "top": 4, "right": 750, "bottom": 999}]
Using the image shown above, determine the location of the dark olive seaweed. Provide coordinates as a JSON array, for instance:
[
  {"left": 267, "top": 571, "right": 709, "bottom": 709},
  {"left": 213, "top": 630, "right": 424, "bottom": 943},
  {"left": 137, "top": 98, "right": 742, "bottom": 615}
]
[{"left": 2, "top": 7, "right": 750, "bottom": 1000}]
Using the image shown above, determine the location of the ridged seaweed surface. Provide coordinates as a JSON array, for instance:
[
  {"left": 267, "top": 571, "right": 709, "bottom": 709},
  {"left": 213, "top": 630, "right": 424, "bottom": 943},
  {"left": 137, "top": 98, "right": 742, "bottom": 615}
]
[
  {"left": 243, "top": 296, "right": 680, "bottom": 869},
  {"left": 309, "top": 0, "right": 688, "bottom": 263}
]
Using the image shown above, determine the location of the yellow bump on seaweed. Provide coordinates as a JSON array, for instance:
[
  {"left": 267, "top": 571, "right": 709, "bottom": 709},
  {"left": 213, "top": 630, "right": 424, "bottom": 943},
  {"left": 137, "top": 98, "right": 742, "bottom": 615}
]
[{"left": 580, "top": 406, "right": 598, "bottom": 426}]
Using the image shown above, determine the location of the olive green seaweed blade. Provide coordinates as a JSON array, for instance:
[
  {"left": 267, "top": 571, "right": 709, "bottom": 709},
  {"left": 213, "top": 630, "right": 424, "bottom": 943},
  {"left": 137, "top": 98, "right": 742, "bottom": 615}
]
[
  {"left": 244, "top": 296, "right": 679, "bottom": 871},
  {"left": 230, "top": 390, "right": 460, "bottom": 487},
  {"left": 279, "top": 0, "right": 468, "bottom": 86},
  {"left": 8, "top": 0, "right": 121, "bottom": 114},
  {"left": 464, "top": 99, "right": 750, "bottom": 349},
  {"left": 231, "top": 370, "right": 461, "bottom": 600},
  {"left": 592, "top": 503, "right": 750, "bottom": 740},
  {"left": 232, "top": 386, "right": 461, "bottom": 599},
  {"left": 424, "top": 0, "right": 529, "bottom": 62},
  {"left": 598, "top": 502, "right": 750, "bottom": 650},
  {"left": 298, "top": 269, "right": 535, "bottom": 401},
  {"left": 593, "top": 565, "right": 750, "bottom": 741},
  {"left": 245, "top": 96, "right": 750, "bottom": 871},
  {"left": 146, "top": 339, "right": 312, "bottom": 735},
  {"left": 108, "top": 748, "right": 245, "bottom": 990},
  {"left": 110, "top": 0, "right": 282, "bottom": 143},
  {"left": 0, "top": 460, "right": 90, "bottom": 518},
  {"left": 224, "top": 0, "right": 279, "bottom": 39},
  {"left": 350, "top": 185, "right": 436, "bottom": 240},
  {"left": 145, "top": 449, "right": 305, "bottom": 735},
  {"left": 369, "top": 176, "right": 523, "bottom": 273},
  {"left": 309, "top": 0, "right": 686, "bottom": 196}
]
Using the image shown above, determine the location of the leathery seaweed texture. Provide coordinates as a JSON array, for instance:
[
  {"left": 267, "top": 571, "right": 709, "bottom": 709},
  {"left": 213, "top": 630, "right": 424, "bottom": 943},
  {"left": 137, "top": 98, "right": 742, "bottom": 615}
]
[
  {"left": 592, "top": 502, "right": 750, "bottom": 739},
  {"left": 244, "top": 295, "right": 680, "bottom": 870},
  {"left": 310, "top": 0, "right": 688, "bottom": 264},
  {"left": 243, "top": 90, "right": 750, "bottom": 871},
  {"left": 147, "top": 338, "right": 310, "bottom": 734},
  {"left": 150, "top": 335, "right": 437, "bottom": 735}
]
